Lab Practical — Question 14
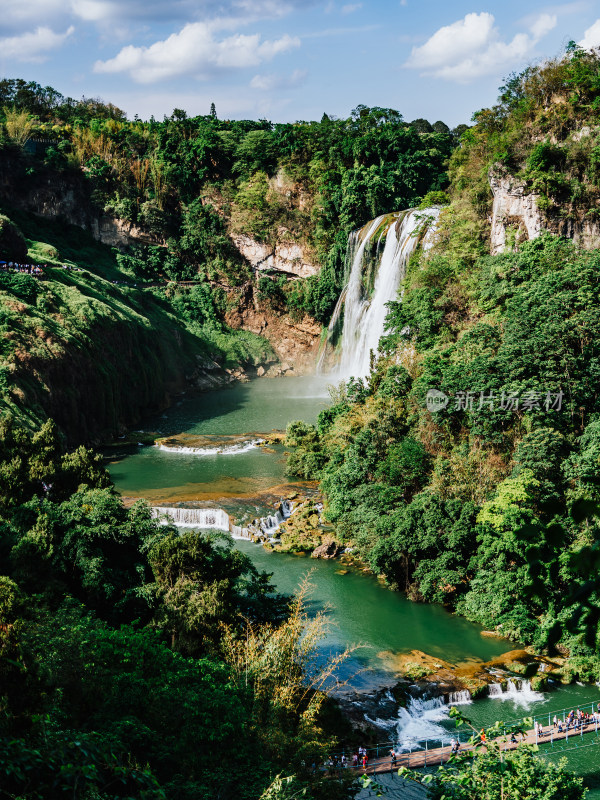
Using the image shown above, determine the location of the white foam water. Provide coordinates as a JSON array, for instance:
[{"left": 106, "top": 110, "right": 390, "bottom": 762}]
[
  {"left": 447, "top": 689, "right": 472, "bottom": 705},
  {"left": 396, "top": 697, "right": 449, "bottom": 751},
  {"left": 150, "top": 500, "right": 294, "bottom": 541},
  {"left": 487, "top": 679, "right": 545, "bottom": 708},
  {"left": 156, "top": 438, "right": 264, "bottom": 456},
  {"left": 320, "top": 207, "right": 440, "bottom": 379},
  {"left": 151, "top": 506, "right": 231, "bottom": 530}
]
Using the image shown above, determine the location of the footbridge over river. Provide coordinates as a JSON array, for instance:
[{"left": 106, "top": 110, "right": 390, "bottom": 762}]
[{"left": 323, "top": 698, "right": 600, "bottom": 778}]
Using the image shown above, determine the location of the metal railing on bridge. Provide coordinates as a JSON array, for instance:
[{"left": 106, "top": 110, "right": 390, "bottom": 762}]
[{"left": 312, "top": 698, "right": 600, "bottom": 772}]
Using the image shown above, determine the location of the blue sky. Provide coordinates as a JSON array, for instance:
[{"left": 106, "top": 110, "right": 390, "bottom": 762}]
[{"left": 1, "top": 1, "right": 600, "bottom": 125}]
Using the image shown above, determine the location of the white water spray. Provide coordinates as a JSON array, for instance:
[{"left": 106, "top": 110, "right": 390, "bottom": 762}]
[
  {"left": 320, "top": 207, "right": 440, "bottom": 378},
  {"left": 396, "top": 696, "right": 449, "bottom": 751},
  {"left": 487, "top": 679, "right": 545, "bottom": 707},
  {"left": 150, "top": 500, "right": 294, "bottom": 540},
  {"left": 155, "top": 439, "right": 264, "bottom": 456}
]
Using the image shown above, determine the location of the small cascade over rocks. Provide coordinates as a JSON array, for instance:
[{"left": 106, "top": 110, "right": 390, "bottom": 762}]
[
  {"left": 368, "top": 677, "right": 546, "bottom": 753},
  {"left": 155, "top": 438, "right": 264, "bottom": 456},
  {"left": 487, "top": 679, "right": 545, "bottom": 707},
  {"left": 151, "top": 506, "right": 230, "bottom": 530},
  {"left": 318, "top": 207, "right": 440, "bottom": 378},
  {"left": 396, "top": 695, "right": 449, "bottom": 751},
  {"left": 151, "top": 499, "right": 294, "bottom": 541},
  {"left": 446, "top": 689, "right": 472, "bottom": 705}
]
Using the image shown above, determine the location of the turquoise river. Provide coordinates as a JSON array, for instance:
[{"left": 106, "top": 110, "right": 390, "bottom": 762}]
[{"left": 107, "top": 375, "right": 600, "bottom": 796}]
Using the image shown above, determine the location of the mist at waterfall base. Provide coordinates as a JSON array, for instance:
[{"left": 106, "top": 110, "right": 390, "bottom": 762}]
[
  {"left": 319, "top": 207, "right": 440, "bottom": 379},
  {"left": 106, "top": 376, "right": 330, "bottom": 505}
]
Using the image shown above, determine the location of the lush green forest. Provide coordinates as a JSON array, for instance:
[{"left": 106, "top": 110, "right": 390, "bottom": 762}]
[
  {"left": 0, "top": 416, "right": 361, "bottom": 799},
  {"left": 2, "top": 44, "right": 600, "bottom": 800},
  {"left": 0, "top": 76, "right": 463, "bottom": 799},
  {"left": 0, "top": 78, "right": 456, "bottom": 322},
  {"left": 286, "top": 46, "right": 600, "bottom": 678}
]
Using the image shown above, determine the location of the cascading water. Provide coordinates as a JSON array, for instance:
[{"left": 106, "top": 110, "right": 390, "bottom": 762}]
[
  {"left": 391, "top": 679, "right": 545, "bottom": 752},
  {"left": 447, "top": 689, "right": 472, "bottom": 705},
  {"left": 319, "top": 207, "right": 440, "bottom": 378},
  {"left": 151, "top": 500, "right": 294, "bottom": 540},
  {"left": 151, "top": 506, "right": 232, "bottom": 530},
  {"left": 155, "top": 438, "right": 264, "bottom": 456},
  {"left": 396, "top": 696, "right": 449, "bottom": 751},
  {"left": 486, "top": 679, "right": 545, "bottom": 707}
]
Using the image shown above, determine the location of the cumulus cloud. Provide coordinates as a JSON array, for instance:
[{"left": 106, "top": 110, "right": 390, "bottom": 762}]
[
  {"left": 250, "top": 68, "right": 307, "bottom": 90},
  {"left": 579, "top": 19, "right": 600, "bottom": 49},
  {"left": 405, "top": 11, "right": 557, "bottom": 83},
  {"left": 94, "top": 21, "right": 300, "bottom": 82},
  {"left": 0, "top": 25, "right": 74, "bottom": 61}
]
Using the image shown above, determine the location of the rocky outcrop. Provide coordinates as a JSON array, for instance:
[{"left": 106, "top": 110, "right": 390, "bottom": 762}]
[
  {"left": 0, "top": 159, "right": 159, "bottom": 252},
  {"left": 311, "top": 539, "right": 342, "bottom": 559},
  {"left": 489, "top": 168, "right": 543, "bottom": 255},
  {"left": 233, "top": 232, "right": 319, "bottom": 278},
  {"left": 90, "top": 216, "right": 158, "bottom": 248},
  {"left": 490, "top": 164, "right": 600, "bottom": 254},
  {"left": 225, "top": 284, "right": 322, "bottom": 374}
]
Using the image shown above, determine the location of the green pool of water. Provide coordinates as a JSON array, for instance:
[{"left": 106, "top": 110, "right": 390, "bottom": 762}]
[
  {"left": 233, "top": 537, "right": 510, "bottom": 688},
  {"left": 107, "top": 376, "right": 330, "bottom": 504},
  {"left": 109, "top": 374, "right": 600, "bottom": 791}
]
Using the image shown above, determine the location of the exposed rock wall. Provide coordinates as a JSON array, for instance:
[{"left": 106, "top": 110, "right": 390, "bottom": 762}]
[
  {"left": 0, "top": 159, "right": 158, "bottom": 251},
  {"left": 225, "top": 284, "right": 322, "bottom": 375},
  {"left": 233, "top": 232, "right": 319, "bottom": 278},
  {"left": 489, "top": 169, "right": 544, "bottom": 255},
  {"left": 490, "top": 165, "right": 600, "bottom": 254}
]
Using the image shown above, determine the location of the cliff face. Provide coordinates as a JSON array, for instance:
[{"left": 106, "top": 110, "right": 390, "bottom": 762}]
[
  {"left": 0, "top": 159, "right": 159, "bottom": 251},
  {"left": 233, "top": 233, "right": 319, "bottom": 279},
  {"left": 490, "top": 166, "right": 600, "bottom": 255},
  {"left": 225, "top": 284, "right": 321, "bottom": 375}
]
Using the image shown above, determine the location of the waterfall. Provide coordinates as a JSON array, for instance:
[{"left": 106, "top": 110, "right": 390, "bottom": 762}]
[
  {"left": 447, "top": 689, "right": 472, "bottom": 705},
  {"left": 320, "top": 207, "right": 440, "bottom": 378},
  {"left": 155, "top": 438, "right": 264, "bottom": 456},
  {"left": 396, "top": 696, "right": 449, "bottom": 751},
  {"left": 487, "top": 679, "right": 545, "bottom": 707},
  {"left": 151, "top": 500, "right": 295, "bottom": 541},
  {"left": 151, "top": 506, "right": 232, "bottom": 530}
]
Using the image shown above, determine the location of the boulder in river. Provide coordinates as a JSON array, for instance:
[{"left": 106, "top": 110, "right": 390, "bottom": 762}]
[{"left": 311, "top": 539, "right": 341, "bottom": 559}]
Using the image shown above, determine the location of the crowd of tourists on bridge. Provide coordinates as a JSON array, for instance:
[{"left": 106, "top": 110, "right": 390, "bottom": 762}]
[{"left": 321, "top": 703, "right": 600, "bottom": 775}]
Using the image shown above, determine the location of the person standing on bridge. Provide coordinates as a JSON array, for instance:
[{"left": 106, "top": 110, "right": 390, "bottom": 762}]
[
  {"left": 390, "top": 748, "right": 396, "bottom": 767},
  {"left": 479, "top": 729, "right": 487, "bottom": 746}
]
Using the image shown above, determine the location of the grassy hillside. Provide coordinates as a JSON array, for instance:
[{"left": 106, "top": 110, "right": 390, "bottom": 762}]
[{"left": 0, "top": 206, "right": 273, "bottom": 443}]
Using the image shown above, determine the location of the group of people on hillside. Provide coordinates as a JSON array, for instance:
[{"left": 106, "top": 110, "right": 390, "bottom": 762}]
[{"left": 1, "top": 261, "right": 45, "bottom": 276}]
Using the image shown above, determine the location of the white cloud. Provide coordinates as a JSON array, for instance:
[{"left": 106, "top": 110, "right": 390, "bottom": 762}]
[
  {"left": 579, "top": 19, "right": 600, "bottom": 49},
  {"left": 529, "top": 12, "right": 557, "bottom": 39},
  {"left": 341, "top": 3, "right": 362, "bottom": 14},
  {"left": 94, "top": 21, "right": 300, "bottom": 82},
  {"left": 250, "top": 68, "right": 307, "bottom": 90},
  {"left": 405, "top": 11, "right": 557, "bottom": 83},
  {"left": 0, "top": 25, "right": 74, "bottom": 61},
  {"left": 2, "top": 0, "right": 313, "bottom": 32}
]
